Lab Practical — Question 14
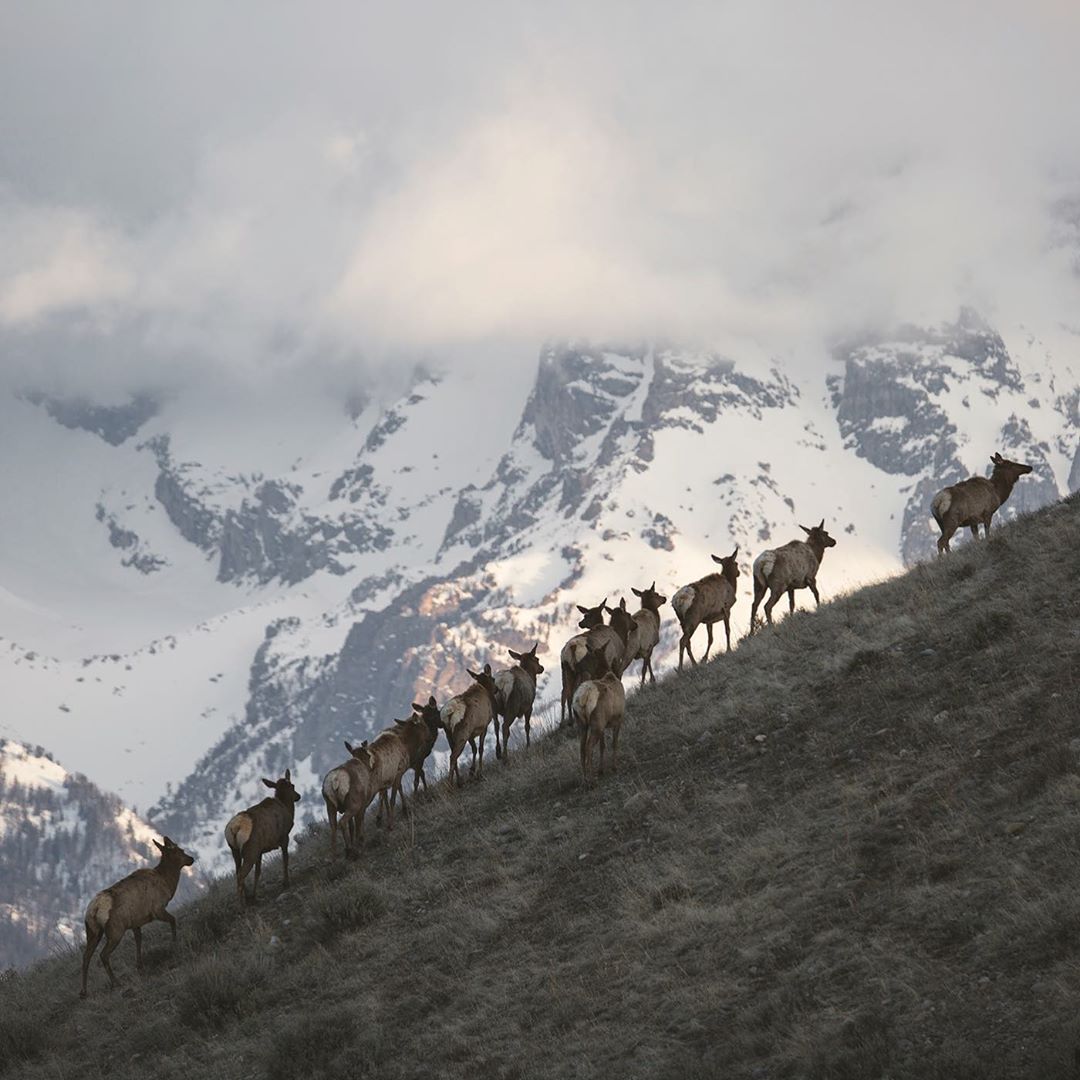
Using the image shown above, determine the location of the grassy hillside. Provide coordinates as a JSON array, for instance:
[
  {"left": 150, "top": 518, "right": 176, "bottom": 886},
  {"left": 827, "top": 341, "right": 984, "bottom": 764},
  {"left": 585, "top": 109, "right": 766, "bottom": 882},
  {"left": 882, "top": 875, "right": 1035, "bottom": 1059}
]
[{"left": 3, "top": 495, "right": 1080, "bottom": 1080}]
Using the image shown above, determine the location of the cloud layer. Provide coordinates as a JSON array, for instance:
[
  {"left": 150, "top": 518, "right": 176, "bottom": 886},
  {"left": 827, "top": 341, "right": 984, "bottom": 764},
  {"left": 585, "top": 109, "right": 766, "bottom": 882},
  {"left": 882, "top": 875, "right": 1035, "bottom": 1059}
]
[{"left": 2, "top": 0, "right": 1079, "bottom": 397}]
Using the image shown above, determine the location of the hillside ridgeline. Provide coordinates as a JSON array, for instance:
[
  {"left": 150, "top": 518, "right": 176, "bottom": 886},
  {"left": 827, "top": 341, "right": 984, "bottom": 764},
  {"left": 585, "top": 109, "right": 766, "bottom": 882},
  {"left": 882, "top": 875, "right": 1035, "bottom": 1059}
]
[{"left": 3, "top": 496, "right": 1080, "bottom": 1079}]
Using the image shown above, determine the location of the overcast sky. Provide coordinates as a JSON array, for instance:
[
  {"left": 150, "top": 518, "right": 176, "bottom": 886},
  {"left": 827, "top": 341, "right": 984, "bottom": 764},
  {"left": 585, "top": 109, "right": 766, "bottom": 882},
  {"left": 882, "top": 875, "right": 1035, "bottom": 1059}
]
[{"left": 1, "top": 0, "right": 1078, "bottom": 398}]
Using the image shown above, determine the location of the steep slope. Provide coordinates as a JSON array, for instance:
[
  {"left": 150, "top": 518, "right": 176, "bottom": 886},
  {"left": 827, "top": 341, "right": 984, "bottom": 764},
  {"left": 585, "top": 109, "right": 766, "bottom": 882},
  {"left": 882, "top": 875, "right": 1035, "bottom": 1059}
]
[
  {"left": 0, "top": 741, "right": 202, "bottom": 971},
  {"left": 2, "top": 494, "right": 1079, "bottom": 1080}
]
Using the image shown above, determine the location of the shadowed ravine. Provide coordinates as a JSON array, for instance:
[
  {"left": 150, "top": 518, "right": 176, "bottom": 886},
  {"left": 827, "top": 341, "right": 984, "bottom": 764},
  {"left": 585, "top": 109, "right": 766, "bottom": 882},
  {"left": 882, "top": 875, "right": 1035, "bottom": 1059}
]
[{"left": 3, "top": 495, "right": 1080, "bottom": 1080}]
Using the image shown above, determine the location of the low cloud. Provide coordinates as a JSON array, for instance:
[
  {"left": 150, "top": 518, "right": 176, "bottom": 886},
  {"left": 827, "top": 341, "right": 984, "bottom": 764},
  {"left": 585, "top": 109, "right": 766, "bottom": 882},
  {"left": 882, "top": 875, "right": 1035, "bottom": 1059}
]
[{"left": 1, "top": 0, "right": 1078, "bottom": 400}]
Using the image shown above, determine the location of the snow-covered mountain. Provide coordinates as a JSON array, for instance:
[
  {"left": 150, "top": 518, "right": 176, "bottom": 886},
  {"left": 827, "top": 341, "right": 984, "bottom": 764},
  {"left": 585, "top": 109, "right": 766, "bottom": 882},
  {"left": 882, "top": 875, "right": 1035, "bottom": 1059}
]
[
  {"left": 1, "top": 314, "right": 1077, "bottom": 961},
  {"left": 0, "top": 739, "right": 203, "bottom": 969}
]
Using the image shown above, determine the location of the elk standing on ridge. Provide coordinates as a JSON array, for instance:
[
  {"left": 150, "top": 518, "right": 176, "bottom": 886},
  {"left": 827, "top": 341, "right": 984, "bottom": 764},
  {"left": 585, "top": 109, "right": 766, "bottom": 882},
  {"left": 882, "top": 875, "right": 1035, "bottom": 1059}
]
[
  {"left": 80, "top": 836, "right": 196, "bottom": 997},
  {"left": 559, "top": 599, "right": 634, "bottom": 726},
  {"left": 573, "top": 670, "right": 626, "bottom": 781},
  {"left": 224, "top": 771, "right": 301, "bottom": 902},
  {"left": 441, "top": 664, "right": 500, "bottom": 786},
  {"left": 931, "top": 452, "right": 1033, "bottom": 554},
  {"left": 404, "top": 695, "right": 442, "bottom": 794},
  {"left": 621, "top": 584, "right": 668, "bottom": 686},
  {"left": 327, "top": 727, "right": 411, "bottom": 855},
  {"left": 750, "top": 522, "right": 836, "bottom": 629},
  {"left": 671, "top": 549, "right": 739, "bottom": 669},
  {"left": 494, "top": 643, "right": 544, "bottom": 759}
]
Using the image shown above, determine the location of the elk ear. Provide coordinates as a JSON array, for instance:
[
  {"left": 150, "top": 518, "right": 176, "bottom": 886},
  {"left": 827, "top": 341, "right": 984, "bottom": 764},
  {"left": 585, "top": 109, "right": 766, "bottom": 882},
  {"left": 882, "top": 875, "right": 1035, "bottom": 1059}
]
[
  {"left": 576, "top": 605, "right": 590, "bottom": 615},
  {"left": 467, "top": 669, "right": 479, "bottom": 680},
  {"left": 262, "top": 778, "right": 276, "bottom": 789},
  {"left": 631, "top": 587, "right": 642, "bottom": 597},
  {"left": 620, "top": 598, "right": 628, "bottom": 610},
  {"left": 731, "top": 545, "right": 739, "bottom": 558},
  {"left": 153, "top": 840, "right": 165, "bottom": 853},
  {"left": 799, "top": 524, "right": 811, "bottom": 535},
  {"left": 428, "top": 695, "right": 437, "bottom": 707},
  {"left": 483, "top": 663, "right": 492, "bottom": 675},
  {"left": 531, "top": 641, "right": 539, "bottom": 654},
  {"left": 412, "top": 702, "right": 424, "bottom": 713},
  {"left": 284, "top": 769, "right": 291, "bottom": 782},
  {"left": 818, "top": 519, "right": 825, "bottom": 530},
  {"left": 508, "top": 649, "right": 522, "bottom": 661},
  {"left": 650, "top": 581, "right": 656, "bottom": 591},
  {"left": 711, "top": 553, "right": 723, "bottom": 564},
  {"left": 992, "top": 452, "right": 1003, "bottom": 463},
  {"left": 344, "top": 740, "right": 355, "bottom": 753}
]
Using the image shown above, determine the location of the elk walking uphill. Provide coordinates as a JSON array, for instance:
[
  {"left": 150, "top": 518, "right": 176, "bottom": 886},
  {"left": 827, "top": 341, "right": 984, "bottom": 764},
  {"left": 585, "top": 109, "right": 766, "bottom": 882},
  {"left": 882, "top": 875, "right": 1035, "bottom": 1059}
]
[
  {"left": 494, "top": 643, "right": 544, "bottom": 759},
  {"left": 224, "top": 771, "right": 301, "bottom": 903},
  {"left": 750, "top": 522, "right": 837, "bottom": 630},
  {"left": 559, "top": 599, "right": 634, "bottom": 726},
  {"left": 672, "top": 549, "right": 739, "bottom": 670},
  {"left": 621, "top": 584, "right": 668, "bottom": 686},
  {"left": 573, "top": 671, "right": 626, "bottom": 782},
  {"left": 441, "top": 664, "right": 500, "bottom": 786},
  {"left": 931, "top": 452, "right": 1033, "bottom": 554},
  {"left": 324, "top": 728, "right": 410, "bottom": 856},
  {"left": 80, "top": 837, "right": 196, "bottom": 998},
  {"left": 403, "top": 695, "right": 442, "bottom": 794}
]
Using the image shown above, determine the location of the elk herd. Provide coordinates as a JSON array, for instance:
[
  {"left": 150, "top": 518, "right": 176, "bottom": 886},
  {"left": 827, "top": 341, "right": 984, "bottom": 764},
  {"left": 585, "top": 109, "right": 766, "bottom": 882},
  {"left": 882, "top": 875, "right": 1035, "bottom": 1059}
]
[{"left": 76, "top": 452, "right": 1034, "bottom": 996}]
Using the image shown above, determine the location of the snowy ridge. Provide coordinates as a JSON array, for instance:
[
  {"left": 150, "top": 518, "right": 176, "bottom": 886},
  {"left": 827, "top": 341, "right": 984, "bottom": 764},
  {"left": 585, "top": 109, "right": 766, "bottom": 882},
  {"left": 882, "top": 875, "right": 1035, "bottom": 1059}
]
[{"left": 1, "top": 317, "right": 1077, "bottom": 912}]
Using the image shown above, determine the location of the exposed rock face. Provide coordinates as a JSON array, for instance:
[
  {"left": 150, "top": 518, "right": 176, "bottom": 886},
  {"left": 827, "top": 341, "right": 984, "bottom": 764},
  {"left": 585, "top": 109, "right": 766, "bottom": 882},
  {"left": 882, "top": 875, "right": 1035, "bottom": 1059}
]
[
  {"left": 94, "top": 503, "right": 167, "bottom": 573},
  {"left": 830, "top": 314, "right": 1065, "bottom": 564},
  {"left": 22, "top": 393, "right": 158, "bottom": 445}
]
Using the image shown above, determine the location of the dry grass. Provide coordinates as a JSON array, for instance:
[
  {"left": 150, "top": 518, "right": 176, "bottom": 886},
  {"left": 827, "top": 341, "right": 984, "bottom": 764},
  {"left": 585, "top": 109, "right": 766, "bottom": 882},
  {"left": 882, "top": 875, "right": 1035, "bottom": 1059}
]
[{"left": 4, "top": 496, "right": 1080, "bottom": 1079}]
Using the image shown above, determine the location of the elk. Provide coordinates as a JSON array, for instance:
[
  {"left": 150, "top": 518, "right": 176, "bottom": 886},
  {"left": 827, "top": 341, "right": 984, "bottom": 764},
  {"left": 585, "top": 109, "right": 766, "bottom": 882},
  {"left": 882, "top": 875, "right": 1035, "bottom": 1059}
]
[
  {"left": 327, "top": 728, "right": 411, "bottom": 855},
  {"left": 572, "top": 671, "right": 626, "bottom": 781},
  {"left": 493, "top": 643, "right": 544, "bottom": 759},
  {"left": 559, "top": 599, "right": 634, "bottom": 725},
  {"left": 441, "top": 664, "right": 500, "bottom": 786},
  {"left": 621, "top": 584, "right": 668, "bottom": 685},
  {"left": 224, "top": 770, "right": 301, "bottom": 902},
  {"left": 931, "top": 452, "right": 1033, "bottom": 554},
  {"left": 80, "top": 836, "right": 196, "bottom": 997},
  {"left": 672, "top": 548, "right": 740, "bottom": 669},
  {"left": 750, "top": 521, "right": 837, "bottom": 629},
  {"left": 405, "top": 695, "right": 443, "bottom": 794}
]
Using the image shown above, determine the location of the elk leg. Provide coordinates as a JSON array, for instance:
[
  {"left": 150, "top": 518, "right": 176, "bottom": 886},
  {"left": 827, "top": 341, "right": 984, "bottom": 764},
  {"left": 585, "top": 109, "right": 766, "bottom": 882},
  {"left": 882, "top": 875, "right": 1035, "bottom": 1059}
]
[
  {"left": 808, "top": 580, "right": 821, "bottom": 606},
  {"left": 579, "top": 726, "right": 589, "bottom": 780},
  {"left": 384, "top": 787, "right": 396, "bottom": 831},
  {"left": 449, "top": 747, "right": 461, "bottom": 787},
  {"left": 597, "top": 730, "right": 606, "bottom": 776},
  {"left": 525, "top": 707, "right": 532, "bottom": 747},
  {"left": 703, "top": 622, "right": 714, "bottom": 661},
  {"left": 788, "top": 588, "right": 796, "bottom": 613},
  {"left": 325, "top": 798, "right": 339, "bottom": 855},
  {"left": 80, "top": 923, "right": 103, "bottom": 997},
  {"left": 611, "top": 725, "right": 620, "bottom": 773},
  {"left": 494, "top": 716, "right": 502, "bottom": 759},
  {"left": 252, "top": 854, "right": 263, "bottom": 902},
  {"left": 468, "top": 737, "right": 478, "bottom": 777},
  {"left": 99, "top": 928, "right": 123, "bottom": 989},
  {"left": 157, "top": 908, "right": 177, "bottom": 944},
  {"left": 750, "top": 582, "right": 766, "bottom": 631},
  {"left": 236, "top": 848, "right": 255, "bottom": 902},
  {"left": 763, "top": 589, "right": 781, "bottom": 626},
  {"left": 724, "top": 613, "right": 732, "bottom": 652},
  {"left": 133, "top": 927, "right": 143, "bottom": 972},
  {"left": 281, "top": 841, "right": 290, "bottom": 886}
]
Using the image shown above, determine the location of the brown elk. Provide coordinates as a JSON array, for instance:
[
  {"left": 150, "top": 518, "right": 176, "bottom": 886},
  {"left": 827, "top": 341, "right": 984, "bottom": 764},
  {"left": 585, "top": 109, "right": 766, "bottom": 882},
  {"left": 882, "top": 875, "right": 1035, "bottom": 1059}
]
[
  {"left": 493, "top": 643, "right": 544, "bottom": 759},
  {"left": 224, "top": 771, "right": 302, "bottom": 902},
  {"left": 405, "top": 695, "right": 443, "bottom": 793},
  {"left": 559, "top": 599, "right": 634, "bottom": 725},
  {"left": 621, "top": 584, "right": 668, "bottom": 685},
  {"left": 79, "top": 837, "right": 196, "bottom": 997},
  {"left": 931, "top": 452, "right": 1033, "bottom": 554},
  {"left": 671, "top": 549, "right": 739, "bottom": 669},
  {"left": 441, "top": 664, "right": 500, "bottom": 786},
  {"left": 572, "top": 671, "right": 626, "bottom": 781},
  {"left": 328, "top": 728, "right": 411, "bottom": 855},
  {"left": 750, "top": 522, "right": 836, "bottom": 629}
]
